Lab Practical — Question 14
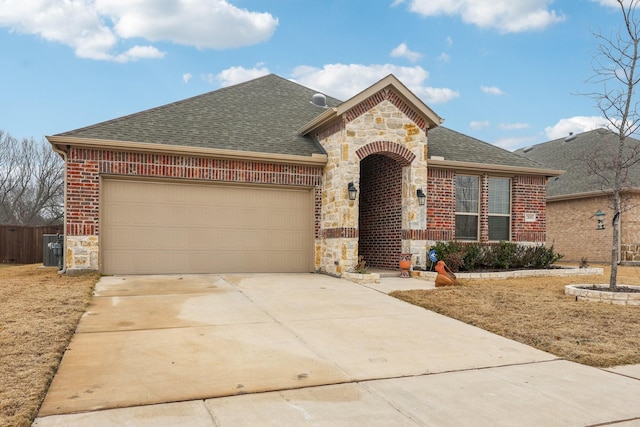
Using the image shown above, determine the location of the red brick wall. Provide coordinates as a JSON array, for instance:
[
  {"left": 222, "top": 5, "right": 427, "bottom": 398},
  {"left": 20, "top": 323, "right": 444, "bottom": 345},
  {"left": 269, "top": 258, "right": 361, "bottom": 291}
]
[
  {"left": 358, "top": 154, "right": 403, "bottom": 269},
  {"left": 426, "top": 168, "right": 455, "bottom": 241},
  {"left": 511, "top": 175, "right": 546, "bottom": 242},
  {"left": 426, "top": 168, "right": 547, "bottom": 243},
  {"left": 65, "top": 147, "right": 323, "bottom": 237}
]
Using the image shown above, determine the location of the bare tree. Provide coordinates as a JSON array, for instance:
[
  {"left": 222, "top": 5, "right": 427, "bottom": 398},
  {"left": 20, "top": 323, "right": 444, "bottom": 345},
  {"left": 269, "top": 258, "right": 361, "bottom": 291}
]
[
  {"left": 0, "top": 131, "right": 63, "bottom": 225},
  {"left": 585, "top": 0, "right": 640, "bottom": 289}
]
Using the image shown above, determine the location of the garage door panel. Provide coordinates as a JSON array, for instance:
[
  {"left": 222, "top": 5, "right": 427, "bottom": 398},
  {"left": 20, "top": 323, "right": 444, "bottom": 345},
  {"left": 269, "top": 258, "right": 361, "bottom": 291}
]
[{"left": 102, "top": 179, "right": 313, "bottom": 274}]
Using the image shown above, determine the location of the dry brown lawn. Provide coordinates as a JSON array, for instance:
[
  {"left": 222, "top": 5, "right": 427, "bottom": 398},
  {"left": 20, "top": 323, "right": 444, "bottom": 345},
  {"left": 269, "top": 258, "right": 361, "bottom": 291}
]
[
  {"left": 392, "top": 263, "right": 640, "bottom": 368},
  {"left": 0, "top": 264, "right": 98, "bottom": 427},
  {"left": 2, "top": 263, "right": 640, "bottom": 426}
]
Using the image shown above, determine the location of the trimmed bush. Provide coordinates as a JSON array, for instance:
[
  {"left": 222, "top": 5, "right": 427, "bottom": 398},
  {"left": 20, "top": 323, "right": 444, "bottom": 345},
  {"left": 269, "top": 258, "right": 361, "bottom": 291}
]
[{"left": 430, "top": 241, "right": 563, "bottom": 272}]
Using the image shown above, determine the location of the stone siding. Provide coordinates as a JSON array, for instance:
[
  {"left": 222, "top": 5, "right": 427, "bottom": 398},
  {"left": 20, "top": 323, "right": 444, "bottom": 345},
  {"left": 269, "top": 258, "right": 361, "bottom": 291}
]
[{"left": 314, "top": 95, "right": 429, "bottom": 275}]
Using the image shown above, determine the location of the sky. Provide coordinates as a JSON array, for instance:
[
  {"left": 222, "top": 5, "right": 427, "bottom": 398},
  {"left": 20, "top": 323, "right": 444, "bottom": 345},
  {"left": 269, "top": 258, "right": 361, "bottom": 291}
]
[{"left": 0, "top": 0, "right": 631, "bottom": 151}]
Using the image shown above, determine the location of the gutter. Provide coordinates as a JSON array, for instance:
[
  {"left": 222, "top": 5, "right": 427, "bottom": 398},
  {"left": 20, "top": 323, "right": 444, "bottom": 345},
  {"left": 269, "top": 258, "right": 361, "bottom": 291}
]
[
  {"left": 427, "top": 158, "right": 565, "bottom": 177},
  {"left": 47, "top": 136, "right": 329, "bottom": 166}
]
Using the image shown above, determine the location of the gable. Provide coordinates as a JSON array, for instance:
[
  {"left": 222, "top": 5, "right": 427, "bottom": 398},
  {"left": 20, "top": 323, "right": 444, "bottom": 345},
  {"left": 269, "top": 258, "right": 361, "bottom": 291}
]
[{"left": 299, "top": 74, "right": 442, "bottom": 136}]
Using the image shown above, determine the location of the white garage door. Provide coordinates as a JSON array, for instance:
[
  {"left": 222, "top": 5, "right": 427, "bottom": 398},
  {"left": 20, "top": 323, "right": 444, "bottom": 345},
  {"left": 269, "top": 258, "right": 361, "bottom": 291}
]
[{"left": 101, "top": 179, "right": 314, "bottom": 275}]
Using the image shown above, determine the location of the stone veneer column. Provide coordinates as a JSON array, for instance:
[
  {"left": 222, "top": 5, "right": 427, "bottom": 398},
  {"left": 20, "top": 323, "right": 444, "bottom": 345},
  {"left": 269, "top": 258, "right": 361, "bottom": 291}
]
[{"left": 315, "top": 96, "right": 429, "bottom": 275}]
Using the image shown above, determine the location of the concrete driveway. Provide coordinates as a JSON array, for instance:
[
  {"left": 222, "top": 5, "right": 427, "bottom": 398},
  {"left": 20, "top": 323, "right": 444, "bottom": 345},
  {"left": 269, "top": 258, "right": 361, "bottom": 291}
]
[{"left": 34, "top": 273, "right": 640, "bottom": 426}]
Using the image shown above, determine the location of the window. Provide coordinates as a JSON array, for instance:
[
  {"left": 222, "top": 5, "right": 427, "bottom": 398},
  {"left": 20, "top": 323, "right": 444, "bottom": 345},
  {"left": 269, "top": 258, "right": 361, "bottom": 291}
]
[
  {"left": 488, "top": 177, "right": 511, "bottom": 241},
  {"left": 455, "top": 175, "right": 479, "bottom": 240}
]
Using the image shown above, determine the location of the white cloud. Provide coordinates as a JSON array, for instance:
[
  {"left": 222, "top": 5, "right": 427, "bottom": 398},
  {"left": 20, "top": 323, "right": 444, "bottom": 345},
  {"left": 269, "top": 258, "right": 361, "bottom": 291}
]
[
  {"left": 437, "top": 52, "right": 450, "bottom": 62},
  {"left": 446, "top": 36, "right": 453, "bottom": 47},
  {"left": 390, "top": 43, "right": 422, "bottom": 62},
  {"left": 470, "top": 120, "right": 490, "bottom": 130},
  {"left": 114, "top": 45, "right": 166, "bottom": 62},
  {"left": 0, "top": 0, "right": 278, "bottom": 62},
  {"left": 291, "top": 63, "right": 459, "bottom": 104},
  {"left": 498, "top": 122, "right": 530, "bottom": 130},
  {"left": 391, "top": 0, "right": 405, "bottom": 6},
  {"left": 544, "top": 116, "right": 607, "bottom": 139},
  {"left": 481, "top": 85, "right": 506, "bottom": 95},
  {"left": 406, "top": 0, "right": 565, "bottom": 33},
  {"left": 214, "top": 66, "right": 271, "bottom": 87},
  {"left": 183, "top": 73, "right": 193, "bottom": 84}
]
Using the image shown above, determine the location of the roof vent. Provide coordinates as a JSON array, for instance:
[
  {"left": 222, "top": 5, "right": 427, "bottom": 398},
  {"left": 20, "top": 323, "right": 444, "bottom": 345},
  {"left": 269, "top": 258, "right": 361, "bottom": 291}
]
[
  {"left": 310, "top": 93, "right": 328, "bottom": 108},
  {"left": 522, "top": 146, "right": 534, "bottom": 153},
  {"left": 564, "top": 132, "right": 577, "bottom": 142}
]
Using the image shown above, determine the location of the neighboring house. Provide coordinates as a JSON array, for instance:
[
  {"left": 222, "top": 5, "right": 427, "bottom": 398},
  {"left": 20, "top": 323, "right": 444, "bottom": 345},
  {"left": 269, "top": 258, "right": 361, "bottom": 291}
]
[
  {"left": 47, "top": 74, "right": 561, "bottom": 275},
  {"left": 516, "top": 129, "right": 640, "bottom": 263}
]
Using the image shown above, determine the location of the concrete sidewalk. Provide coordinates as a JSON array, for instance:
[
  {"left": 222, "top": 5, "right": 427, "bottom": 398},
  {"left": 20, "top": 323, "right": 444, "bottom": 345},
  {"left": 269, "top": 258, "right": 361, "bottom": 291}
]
[{"left": 33, "top": 273, "right": 640, "bottom": 426}]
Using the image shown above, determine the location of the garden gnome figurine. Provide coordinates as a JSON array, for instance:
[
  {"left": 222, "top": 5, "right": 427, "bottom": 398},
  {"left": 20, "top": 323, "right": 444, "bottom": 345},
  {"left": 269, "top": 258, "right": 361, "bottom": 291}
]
[{"left": 434, "top": 260, "right": 457, "bottom": 287}]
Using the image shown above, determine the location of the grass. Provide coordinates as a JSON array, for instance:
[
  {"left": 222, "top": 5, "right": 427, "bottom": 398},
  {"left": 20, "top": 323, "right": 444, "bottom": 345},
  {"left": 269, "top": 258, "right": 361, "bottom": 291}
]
[
  {"left": 0, "top": 264, "right": 98, "bottom": 427},
  {"left": 392, "top": 263, "right": 640, "bottom": 368}
]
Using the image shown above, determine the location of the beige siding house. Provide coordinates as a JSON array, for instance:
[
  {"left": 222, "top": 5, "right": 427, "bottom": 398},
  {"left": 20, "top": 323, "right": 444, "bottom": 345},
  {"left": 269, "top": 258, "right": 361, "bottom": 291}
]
[{"left": 516, "top": 129, "right": 640, "bottom": 263}]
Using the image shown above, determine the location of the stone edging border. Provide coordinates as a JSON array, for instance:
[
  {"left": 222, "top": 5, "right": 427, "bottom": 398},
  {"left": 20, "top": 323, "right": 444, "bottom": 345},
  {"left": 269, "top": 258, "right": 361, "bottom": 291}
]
[
  {"left": 412, "top": 267, "right": 604, "bottom": 280},
  {"left": 342, "top": 267, "right": 604, "bottom": 285},
  {"left": 565, "top": 284, "right": 640, "bottom": 306}
]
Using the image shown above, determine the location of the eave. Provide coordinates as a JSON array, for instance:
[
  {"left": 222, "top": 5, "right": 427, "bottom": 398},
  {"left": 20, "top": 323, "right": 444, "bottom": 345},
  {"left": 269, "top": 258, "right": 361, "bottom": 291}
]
[
  {"left": 46, "top": 136, "right": 328, "bottom": 166},
  {"left": 547, "top": 188, "right": 640, "bottom": 202},
  {"left": 427, "top": 158, "right": 565, "bottom": 177}
]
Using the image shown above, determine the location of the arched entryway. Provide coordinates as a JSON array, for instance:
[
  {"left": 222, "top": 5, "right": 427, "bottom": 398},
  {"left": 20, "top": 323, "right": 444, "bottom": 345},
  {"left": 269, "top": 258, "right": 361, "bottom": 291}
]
[
  {"left": 358, "top": 154, "right": 404, "bottom": 270},
  {"left": 355, "top": 141, "right": 416, "bottom": 271}
]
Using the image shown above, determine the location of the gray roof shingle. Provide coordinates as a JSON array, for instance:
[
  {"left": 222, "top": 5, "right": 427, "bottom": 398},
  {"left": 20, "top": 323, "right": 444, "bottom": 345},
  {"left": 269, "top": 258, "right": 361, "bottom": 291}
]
[
  {"left": 428, "top": 126, "right": 549, "bottom": 169},
  {"left": 514, "top": 129, "right": 640, "bottom": 197},
  {"left": 57, "top": 73, "right": 558, "bottom": 174},
  {"left": 57, "top": 74, "right": 341, "bottom": 157}
]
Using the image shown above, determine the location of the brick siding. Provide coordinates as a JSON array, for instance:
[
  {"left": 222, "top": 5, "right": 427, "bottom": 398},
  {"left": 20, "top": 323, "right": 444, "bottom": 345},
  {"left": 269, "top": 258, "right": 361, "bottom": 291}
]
[
  {"left": 66, "top": 147, "right": 324, "bottom": 238},
  {"left": 547, "top": 197, "right": 612, "bottom": 262},
  {"left": 427, "top": 168, "right": 547, "bottom": 243},
  {"left": 511, "top": 175, "right": 546, "bottom": 242},
  {"left": 358, "top": 154, "right": 403, "bottom": 269},
  {"left": 426, "top": 168, "right": 455, "bottom": 241}
]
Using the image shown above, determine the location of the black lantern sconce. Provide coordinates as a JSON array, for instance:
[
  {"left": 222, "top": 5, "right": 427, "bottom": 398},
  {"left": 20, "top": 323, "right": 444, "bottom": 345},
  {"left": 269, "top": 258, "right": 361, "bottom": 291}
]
[
  {"left": 595, "top": 210, "right": 605, "bottom": 230},
  {"left": 416, "top": 189, "right": 426, "bottom": 206},
  {"left": 348, "top": 182, "right": 358, "bottom": 201}
]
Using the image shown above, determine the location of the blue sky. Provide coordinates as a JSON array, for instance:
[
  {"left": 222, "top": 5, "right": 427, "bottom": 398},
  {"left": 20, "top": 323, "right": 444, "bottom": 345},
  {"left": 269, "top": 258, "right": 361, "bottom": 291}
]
[{"left": 0, "top": 0, "right": 628, "bottom": 151}]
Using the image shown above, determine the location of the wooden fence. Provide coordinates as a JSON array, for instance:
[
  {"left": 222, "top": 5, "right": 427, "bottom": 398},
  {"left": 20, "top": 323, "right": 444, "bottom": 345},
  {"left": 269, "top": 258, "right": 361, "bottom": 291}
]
[{"left": 0, "top": 225, "right": 62, "bottom": 264}]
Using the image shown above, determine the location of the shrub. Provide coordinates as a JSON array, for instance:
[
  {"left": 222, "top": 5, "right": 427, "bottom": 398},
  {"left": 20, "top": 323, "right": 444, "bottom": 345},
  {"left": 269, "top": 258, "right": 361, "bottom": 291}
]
[{"left": 428, "top": 241, "right": 563, "bottom": 272}]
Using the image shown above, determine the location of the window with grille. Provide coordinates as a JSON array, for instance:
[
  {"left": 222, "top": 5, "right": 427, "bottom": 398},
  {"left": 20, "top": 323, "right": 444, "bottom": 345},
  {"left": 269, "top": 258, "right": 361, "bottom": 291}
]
[
  {"left": 455, "top": 175, "right": 479, "bottom": 240},
  {"left": 488, "top": 177, "right": 511, "bottom": 241}
]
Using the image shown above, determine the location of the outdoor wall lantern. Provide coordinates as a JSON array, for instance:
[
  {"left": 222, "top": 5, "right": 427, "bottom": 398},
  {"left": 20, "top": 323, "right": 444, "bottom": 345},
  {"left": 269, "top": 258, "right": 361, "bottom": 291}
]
[
  {"left": 348, "top": 182, "right": 358, "bottom": 200},
  {"left": 595, "top": 210, "right": 605, "bottom": 230},
  {"left": 416, "top": 188, "right": 426, "bottom": 206}
]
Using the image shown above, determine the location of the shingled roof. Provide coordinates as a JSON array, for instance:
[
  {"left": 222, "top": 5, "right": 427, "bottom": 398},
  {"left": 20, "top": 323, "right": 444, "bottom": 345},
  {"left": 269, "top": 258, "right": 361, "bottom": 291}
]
[
  {"left": 514, "top": 129, "right": 640, "bottom": 198},
  {"left": 428, "top": 126, "right": 553, "bottom": 170},
  {"left": 56, "top": 74, "right": 341, "bottom": 157},
  {"left": 54, "top": 73, "right": 558, "bottom": 174}
]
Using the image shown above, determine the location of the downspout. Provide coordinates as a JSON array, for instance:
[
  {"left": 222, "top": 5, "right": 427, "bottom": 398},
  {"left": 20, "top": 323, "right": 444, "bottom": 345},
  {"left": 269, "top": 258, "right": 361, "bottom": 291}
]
[{"left": 49, "top": 141, "right": 67, "bottom": 274}]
